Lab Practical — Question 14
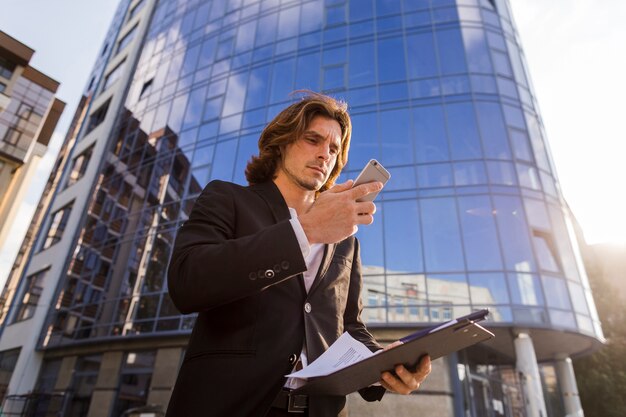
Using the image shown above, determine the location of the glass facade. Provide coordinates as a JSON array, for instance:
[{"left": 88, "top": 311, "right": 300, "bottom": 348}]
[{"left": 39, "top": 0, "right": 601, "bottom": 353}]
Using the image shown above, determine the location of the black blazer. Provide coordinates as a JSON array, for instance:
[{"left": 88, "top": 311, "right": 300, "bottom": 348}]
[{"left": 166, "top": 180, "right": 384, "bottom": 417}]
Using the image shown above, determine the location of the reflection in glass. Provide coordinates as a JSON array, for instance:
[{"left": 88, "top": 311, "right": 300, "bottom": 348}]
[
  {"left": 458, "top": 195, "right": 503, "bottom": 270},
  {"left": 383, "top": 201, "right": 423, "bottom": 273},
  {"left": 421, "top": 198, "right": 465, "bottom": 272},
  {"left": 469, "top": 273, "right": 509, "bottom": 304},
  {"left": 542, "top": 276, "right": 572, "bottom": 309}
]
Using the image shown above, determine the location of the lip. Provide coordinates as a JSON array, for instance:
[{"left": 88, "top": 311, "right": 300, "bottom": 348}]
[{"left": 308, "top": 166, "right": 326, "bottom": 176}]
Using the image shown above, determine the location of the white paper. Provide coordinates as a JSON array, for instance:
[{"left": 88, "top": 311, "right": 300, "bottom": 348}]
[{"left": 286, "top": 332, "right": 375, "bottom": 379}]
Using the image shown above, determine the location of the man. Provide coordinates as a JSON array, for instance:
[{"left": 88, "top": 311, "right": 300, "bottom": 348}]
[{"left": 166, "top": 92, "right": 431, "bottom": 417}]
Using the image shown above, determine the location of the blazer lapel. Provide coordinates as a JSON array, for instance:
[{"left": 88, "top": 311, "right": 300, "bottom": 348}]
[
  {"left": 308, "top": 242, "right": 336, "bottom": 295},
  {"left": 250, "top": 181, "right": 307, "bottom": 296}
]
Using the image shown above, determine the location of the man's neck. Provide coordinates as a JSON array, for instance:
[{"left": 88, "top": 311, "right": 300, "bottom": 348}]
[{"left": 273, "top": 177, "right": 315, "bottom": 215}]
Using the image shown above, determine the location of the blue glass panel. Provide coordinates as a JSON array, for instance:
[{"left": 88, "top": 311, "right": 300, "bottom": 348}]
[
  {"left": 349, "top": 42, "right": 376, "bottom": 87},
  {"left": 426, "top": 274, "right": 470, "bottom": 305},
  {"left": 380, "top": 109, "right": 412, "bottom": 165},
  {"left": 547, "top": 205, "right": 581, "bottom": 281},
  {"left": 475, "top": 102, "right": 511, "bottom": 160},
  {"left": 198, "top": 121, "right": 218, "bottom": 141},
  {"left": 203, "top": 96, "right": 223, "bottom": 122},
  {"left": 436, "top": 28, "right": 467, "bottom": 75},
  {"left": 568, "top": 282, "right": 589, "bottom": 314},
  {"left": 377, "top": 38, "right": 406, "bottom": 82},
  {"left": 219, "top": 113, "right": 242, "bottom": 134},
  {"left": 192, "top": 143, "right": 214, "bottom": 167},
  {"left": 525, "top": 113, "right": 551, "bottom": 172},
  {"left": 486, "top": 161, "right": 516, "bottom": 186},
  {"left": 323, "top": 66, "right": 345, "bottom": 90},
  {"left": 210, "top": 139, "right": 237, "bottom": 181},
  {"left": 441, "top": 75, "right": 470, "bottom": 95},
  {"left": 543, "top": 276, "right": 572, "bottom": 309},
  {"left": 516, "top": 163, "right": 541, "bottom": 190},
  {"left": 493, "top": 195, "right": 536, "bottom": 272},
  {"left": 379, "top": 82, "right": 408, "bottom": 102},
  {"left": 540, "top": 171, "right": 557, "bottom": 197},
  {"left": 376, "top": 0, "right": 401, "bottom": 16},
  {"left": 502, "top": 104, "right": 525, "bottom": 129},
  {"left": 245, "top": 65, "right": 271, "bottom": 109},
  {"left": 523, "top": 198, "right": 550, "bottom": 230},
  {"left": 242, "top": 108, "right": 266, "bottom": 129},
  {"left": 377, "top": 16, "right": 402, "bottom": 32},
  {"left": 233, "top": 133, "right": 258, "bottom": 185},
  {"left": 348, "top": 113, "right": 379, "bottom": 169},
  {"left": 349, "top": 0, "right": 374, "bottom": 21},
  {"left": 491, "top": 50, "right": 512, "bottom": 77},
  {"left": 509, "top": 128, "right": 532, "bottom": 161},
  {"left": 402, "top": 0, "right": 430, "bottom": 12},
  {"left": 458, "top": 195, "right": 503, "bottom": 270},
  {"left": 403, "top": 10, "right": 431, "bottom": 28},
  {"left": 324, "top": 25, "right": 347, "bottom": 43},
  {"left": 222, "top": 73, "right": 248, "bottom": 117},
  {"left": 270, "top": 58, "right": 296, "bottom": 102},
  {"left": 296, "top": 53, "right": 321, "bottom": 91},
  {"left": 235, "top": 20, "right": 257, "bottom": 53},
  {"left": 406, "top": 32, "right": 439, "bottom": 79},
  {"left": 277, "top": 6, "right": 300, "bottom": 39},
  {"left": 421, "top": 198, "right": 465, "bottom": 272},
  {"left": 410, "top": 79, "right": 441, "bottom": 98},
  {"left": 508, "top": 273, "right": 544, "bottom": 306},
  {"left": 468, "top": 273, "right": 509, "bottom": 304},
  {"left": 432, "top": 6, "right": 458, "bottom": 23},
  {"left": 198, "top": 37, "right": 217, "bottom": 68},
  {"left": 418, "top": 163, "right": 453, "bottom": 188},
  {"left": 216, "top": 38, "right": 234, "bottom": 61},
  {"left": 326, "top": 4, "right": 347, "bottom": 26},
  {"left": 549, "top": 309, "right": 576, "bottom": 330},
  {"left": 413, "top": 106, "right": 449, "bottom": 163},
  {"left": 461, "top": 28, "right": 493, "bottom": 73},
  {"left": 384, "top": 200, "right": 423, "bottom": 272},
  {"left": 345, "top": 86, "right": 377, "bottom": 107},
  {"left": 453, "top": 161, "right": 486, "bottom": 186},
  {"left": 301, "top": 0, "right": 323, "bottom": 32},
  {"left": 356, "top": 208, "right": 384, "bottom": 269},
  {"left": 497, "top": 77, "right": 518, "bottom": 99},
  {"left": 255, "top": 13, "right": 277, "bottom": 46},
  {"left": 470, "top": 75, "right": 497, "bottom": 94},
  {"left": 385, "top": 166, "right": 417, "bottom": 191},
  {"left": 445, "top": 102, "right": 482, "bottom": 160},
  {"left": 168, "top": 93, "right": 188, "bottom": 133},
  {"left": 323, "top": 47, "right": 346, "bottom": 66},
  {"left": 183, "top": 87, "right": 206, "bottom": 129},
  {"left": 349, "top": 19, "right": 375, "bottom": 37}
]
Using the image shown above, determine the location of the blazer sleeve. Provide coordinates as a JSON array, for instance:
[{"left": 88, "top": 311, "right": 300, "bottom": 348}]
[
  {"left": 167, "top": 180, "right": 307, "bottom": 313},
  {"left": 343, "top": 237, "right": 387, "bottom": 402}
]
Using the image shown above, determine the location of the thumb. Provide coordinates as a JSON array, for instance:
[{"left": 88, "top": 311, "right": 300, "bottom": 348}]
[{"left": 328, "top": 179, "right": 354, "bottom": 193}]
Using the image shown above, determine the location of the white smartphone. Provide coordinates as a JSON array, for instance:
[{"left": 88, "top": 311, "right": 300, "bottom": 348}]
[{"left": 353, "top": 159, "right": 391, "bottom": 202}]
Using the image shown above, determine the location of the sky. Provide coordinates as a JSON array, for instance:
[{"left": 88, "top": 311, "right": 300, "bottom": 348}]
[{"left": 0, "top": 0, "right": 625, "bottom": 286}]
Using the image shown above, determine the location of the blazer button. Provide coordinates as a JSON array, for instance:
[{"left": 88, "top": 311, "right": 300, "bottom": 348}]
[
  {"left": 257, "top": 270, "right": 265, "bottom": 279},
  {"left": 264, "top": 269, "right": 275, "bottom": 279},
  {"left": 304, "top": 302, "right": 312, "bottom": 313},
  {"left": 248, "top": 272, "right": 256, "bottom": 281},
  {"left": 281, "top": 261, "right": 290, "bottom": 270},
  {"left": 288, "top": 353, "right": 298, "bottom": 365}
]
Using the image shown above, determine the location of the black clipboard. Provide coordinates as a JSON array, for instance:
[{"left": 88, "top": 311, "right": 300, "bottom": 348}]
[{"left": 293, "top": 309, "right": 493, "bottom": 396}]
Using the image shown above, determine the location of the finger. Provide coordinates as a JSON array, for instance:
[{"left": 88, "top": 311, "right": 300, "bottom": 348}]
[
  {"left": 328, "top": 179, "right": 353, "bottom": 193},
  {"left": 395, "top": 365, "right": 420, "bottom": 391},
  {"left": 381, "top": 371, "right": 411, "bottom": 395},
  {"left": 350, "top": 181, "right": 383, "bottom": 200},
  {"left": 355, "top": 201, "right": 376, "bottom": 215}
]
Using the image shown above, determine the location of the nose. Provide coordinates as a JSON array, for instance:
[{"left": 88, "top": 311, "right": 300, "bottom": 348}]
[{"left": 317, "top": 143, "right": 331, "bottom": 161}]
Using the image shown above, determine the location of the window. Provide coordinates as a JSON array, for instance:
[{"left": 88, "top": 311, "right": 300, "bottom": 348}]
[
  {"left": 0, "top": 348, "right": 21, "bottom": 404},
  {"left": 0, "top": 57, "right": 15, "bottom": 79},
  {"left": 2, "top": 127, "right": 22, "bottom": 145},
  {"left": 66, "top": 146, "right": 93, "bottom": 188},
  {"left": 15, "top": 270, "right": 47, "bottom": 322},
  {"left": 42, "top": 204, "right": 73, "bottom": 250},
  {"left": 111, "top": 351, "right": 156, "bottom": 417},
  {"left": 117, "top": 25, "right": 138, "bottom": 54},
  {"left": 102, "top": 60, "right": 126, "bottom": 91},
  {"left": 85, "top": 99, "right": 111, "bottom": 134},
  {"left": 128, "top": 0, "right": 145, "bottom": 21}
]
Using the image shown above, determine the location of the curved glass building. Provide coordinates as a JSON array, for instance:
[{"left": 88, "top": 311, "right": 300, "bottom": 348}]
[{"left": 0, "top": 0, "right": 603, "bottom": 416}]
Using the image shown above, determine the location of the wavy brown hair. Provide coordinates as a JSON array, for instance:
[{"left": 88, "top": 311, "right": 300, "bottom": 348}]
[{"left": 245, "top": 91, "right": 352, "bottom": 192}]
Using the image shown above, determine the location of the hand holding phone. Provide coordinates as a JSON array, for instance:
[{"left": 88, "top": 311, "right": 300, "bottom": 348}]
[{"left": 353, "top": 159, "right": 390, "bottom": 202}]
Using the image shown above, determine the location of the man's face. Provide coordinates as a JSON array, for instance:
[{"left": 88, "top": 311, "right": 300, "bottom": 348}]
[{"left": 277, "top": 115, "right": 342, "bottom": 192}]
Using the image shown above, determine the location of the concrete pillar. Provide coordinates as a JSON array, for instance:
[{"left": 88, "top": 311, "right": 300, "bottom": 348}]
[
  {"left": 87, "top": 351, "right": 123, "bottom": 417},
  {"left": 146, "top": 347, "right": 183, "bottom": 412},
  {"left": 514, "top": 332, "right": 547, "bottom": 417},
  {"left": 554, "top": 355, "right": 584, "bottom": 417}
]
